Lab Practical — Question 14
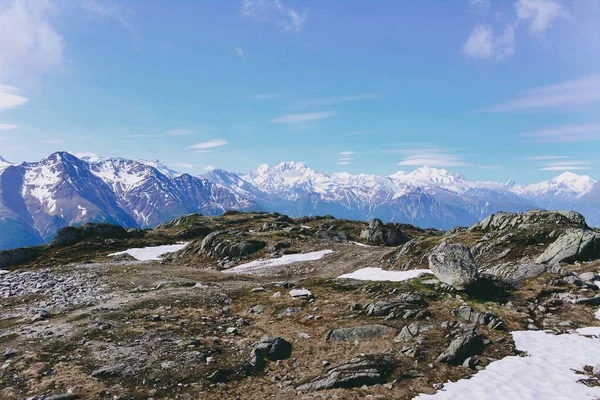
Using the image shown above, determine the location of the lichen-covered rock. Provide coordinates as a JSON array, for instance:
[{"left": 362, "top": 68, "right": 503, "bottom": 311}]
[
  {"left": 297, "top": 354, "right": 395, "bottom": 391},
  {"left": 360, "top": 219, "right": 410, "bottom": 247},
  {"left": 451, "top": 306, "right": 505, "bottom": 330},
  {"left": 469, "top": 210, "right": 587, "bottom": 233},
  {"left": 481, "top": 262, "right": 547, "bottom": 289},
  {"left": 437, "top": 325, "right": 481, "bottom": 365},
  {"left": 195, "top": 230, "right": 266, "bottom": 259},
  {"left": 428, "top": 243, "right": 478, "bottom": 290},
  {"left": 325, "top": 324, "right": 393, "bottom": 341},
  {"left": 536, "top": 229, "right": 600, "bottom": 265}
]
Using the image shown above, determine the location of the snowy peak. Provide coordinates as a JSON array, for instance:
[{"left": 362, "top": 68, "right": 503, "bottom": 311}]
[
  {"left": 553, "top": 172, "right": 597, "bottom": 192},
  {"left": 138, "top": 159, "right": 180, "bottom": 178},
  {"left": 389, "top": 166, "right": 467, "bottom": 188},
  {"left": 514, "top": 171, "right": 597, "bottom": 199},
  {"left": 0, "top": 155, "right": 11, "bottom": 172}
]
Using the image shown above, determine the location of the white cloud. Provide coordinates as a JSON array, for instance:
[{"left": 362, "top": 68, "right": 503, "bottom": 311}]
[
  {"left": 520, "top": 123, "right": 600, "bottom": 142},
  {"left": 339, "top": 151, "right": 355, "bottom": 156},
  {"left": 170, "top": 162, "right": 193, "bottom": 169},
  {"left": 522, "top": 155, "right": 568, "bottom": 160},
  {"left": 74, "top": 152, "right": 102, "bottom": 161},
  {"left": 539, "top": 160, "right": 591, "bottom": 171},
  {"left": 336, "top": 161, "right": 350, "bottom": 165},
  {"left": 169, "top": 129, "right": 195, "bottom": 136},
  {"left": 40, "top": 139, "right": 63, "bottom": 144},
  {"left": 0, "top": 0, "right": 64, "bottom": 82},
  {"left": 235, "top": 47, "right": 244, "bottom": 58},
  {"left": 241, "top": 0, "right": 307, "bottom": 33},
  {"left": 0, "top": 123, "right": 17, "bottom": 131},
  {"left": 462, "top": 23, "right": 515, "bottom": 61},
  {"left": 398, "top": 151, "right": 473, "bottom": 167},
  {"left": 483, "top": 74, "right": 600, "bottom": 112},
  {"left": 203, "top": 165, "right": 216, "bottom": 171},
  {"left": 129, "top": 134, "right": 163, "bottom": 138},
  {"left": 188, "top": 139, "right": 227, "bottom": 150},
  {"left": 272, "top": 111, "right": 336, "bottom": 124},
  {"left": 515, "top": 0, "right": 569, "bottom": 34},
  {"left": 0, "top": 84, "right": 28, "bottom": 111},
  {"left": 469, "top": 0, "right": 490, "bottom": 10}
]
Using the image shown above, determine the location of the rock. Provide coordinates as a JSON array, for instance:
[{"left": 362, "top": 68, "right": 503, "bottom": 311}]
[
  {"left": 290, "top": 288, "right": 313, "bottom": 300},
  {"left": 206, "top": 369, "right": 231, "bottom": 383},
  {"left": 50, "top": 223, "right": 130, "bottom": 248},
  {"left": 248, "top": 304, "right": 266, "bottom": 314},
  {"left": 364, "top": 292, "right": 427, "bottom": 318},
  {"left": 297, "top": 354, "right": 395, "bottom": 391},
  {"left": 360, "top": 219, "right": 410, "bottom": 246},
  {"left": 251, "top": 287, "right": 266, "bottom": 292},
  {"left": 46, "top": 395, "right": 80, "bottom": 400},
  {"left": 226, "top": 327, "right": 238, "bottom": 335},
  {"left": 277, "top": 307, "right": 301, "bottom": 318},
  {"left": 298, "top": 332, "right": 311, "bottom": 339},
  {"left": 206, "top": 356, "right": 215, "bottom": 364},
  {"left": 260, "top": 222, "right": 289, "bottom": 232},
  {"left": 0, "top": 247, "right": 40, "bottom": 269},
  {"left": 236, "top": 318, "right": 250, "bottom": 326},
  {"left": 470, "top": 210, "right": 587, "bottom": 233},
  {"left": 536, "top": 229, "right": 600, "bottom": 265},
  {"left": 251, "top": 335, "right": 292, "bottom": 366},
  {"left": 91, "top": 364, "right": 126, "bottom": 379},
  {"left": 579, "top": 272, "right": 600, "bottom": 282},
  {"left": 428, "top": 243, "right": 478, "bottom": 290},
  {"left": 437, "top": 325, "right": 481, "bottom": 365},
  {"left": 272, "top": 291, "right": 281, "bottom": 298},
  {"left": 197, "top": 230, "right": 266, "bottom": 260},
  {"left": 593, "top": 365, "right": 600, "bottom": 375},
  {"left": 394, "top": 322, "right": 432, "bottom": 343},
  {"left": 481, "top": 263, "right": 547, "bottom": 289},
  {"left": 325, "top": 324, "right": 393, "bottom": 341},
  {"left": 451, "top": 306, "right": 505, "bottom": 330}
]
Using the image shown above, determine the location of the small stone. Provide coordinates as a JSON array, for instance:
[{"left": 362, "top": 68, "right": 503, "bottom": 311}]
[
  {"left": 206, "top": 356, "right": 215, "bottom": 364},
  {"left": 248, "top": 304, "right": 266, "bottom": 314},
  {"left": 272, "top": 291, "right": 282, "bottom": 298},
  {"left": 252, "top": 287, "right": 266, "bottom": 293},
  {"left": 226, "top": 327, "right": 238, "bottom": 335},
  {"left": 298, "top": 332, "right": 311, "bottom": 339},
  {"left": 290, "top": 288, "right": 313, "bottom": 300}
]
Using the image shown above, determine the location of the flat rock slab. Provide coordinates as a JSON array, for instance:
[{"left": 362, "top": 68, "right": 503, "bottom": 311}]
[{"left": 325, "top": 324, "right": 393, "bottom": 341}]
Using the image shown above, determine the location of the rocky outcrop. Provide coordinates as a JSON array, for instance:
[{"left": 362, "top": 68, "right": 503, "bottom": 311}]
[
  {"left": 451, "top": 306, "right": 504, "bottom": 330},
  {"left": 360, "top": 219, "right": 410, "bottom": 246},
  {"left": 394, "top": 322, "right": 432, "bottom": 343},
  {"left": 0, "top": 246, "right": 40, "bottom": 269},
  {"left": 325, "top": 324, "right": 393, "bottom": 341},
  {"left": 49, "top": 223, "right": 132, "bottom": 248},
  {"left": 364, "top": 292, "right": 427, "bottom": 319},
  {"left": 428, "top": 243, "right": 478, "bottom": 290},
  {"left": 437, "top": 324, "right": 481, "bottom": 365},
  {"left": 249, "top": 335, "right": 292, "bottom": 369},
  {"left": 536, "top": 229, "right": 600, "bottom": 265},
  {"left": 469, "top": 210, "right": 587, "bottom": 233},
  {"left": 297, "top": 354, "right": 395, "bottom": 391},
  {"left": 194, "top": 230, "right": 267, "bottom": 259}
]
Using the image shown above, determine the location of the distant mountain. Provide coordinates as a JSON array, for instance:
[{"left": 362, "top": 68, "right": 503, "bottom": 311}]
[{"left": 1, "top": 152, "right": 599, "bottom": 250}]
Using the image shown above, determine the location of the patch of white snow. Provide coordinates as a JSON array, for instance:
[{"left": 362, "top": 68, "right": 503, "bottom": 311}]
[
  {"left": 108, "top": 242, "right": 189, "bottom": 261},
  {"left": 337, "top": 267, "right": 431, "bottom": 282},
  {"left": 224, "top": 250, "right": 334, "bottom": 274}
]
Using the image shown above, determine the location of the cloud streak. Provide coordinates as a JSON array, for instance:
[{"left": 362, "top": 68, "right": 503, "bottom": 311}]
[
  {"left": 520, "top": 123, "right": 600, "bottom": 142},
  {"left": 539, "top": 160, "right": 591, "bottom": 171},
  {"left": 0, "top": 123, "right": 17, "bottom": 131},
  {"left": 0, "top": 85, "right": 28, "bottom": 111},
  {"left": 188, "top": 139, "right": 227, "bottom": 150},
  {"left": 272, "top": 111, "right": 336, "bottom": 124},
  {"left": 241, "top": 0, "right": 306, "bottom": 33},
  {"left": 483, "top": 74, "right": 600, "bottom": 112}
]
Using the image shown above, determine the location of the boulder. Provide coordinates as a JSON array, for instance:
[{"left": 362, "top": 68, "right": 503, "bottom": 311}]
[
  {"left": 290, "top": 288, "right": 313, "bottom": 300},
  {"left": 481, "top": 262, "right": 547, "bottom": 289},
  {"left": 394, "top": 322, "right": 432, "bottom": 343},
  {"left": 437, "top": 325, "right": 481, "bottom": 365},
  {"left": 536, "top": 229, "right": 600, "bottom": 265},
  {"left": 470, "top": 210, "right": 588, "bottom": 233},
  {"left": 451, "top": 306, "right": 504, "bottom": 330},
  {"left": 428, "top": 243, "right": 478, "bottom": 290},
  {"left": 364, "top": 292, "right": 427, "bottom": 318},
  {"left": 50, "top": 223, "right": 130, "bottom": 248},
  {"left": 198, "top": 230, "right": 266, "bottom": 259},
  {"left": 325, "top": 324, "right": 393, "bottom": 341},
  {"left": 250, "top": 335, "right": 292, "bottom": 369},
  {"left": 360, "top": 219, "right": 410, "bottom": 246},
  {"left": 297, "top": 354, "right": 395, "bottom": 391}
]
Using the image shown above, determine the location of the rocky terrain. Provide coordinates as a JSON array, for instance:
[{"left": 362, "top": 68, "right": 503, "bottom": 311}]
[{"left": 2, "top": 210, "right": 600, "bottom": 399}]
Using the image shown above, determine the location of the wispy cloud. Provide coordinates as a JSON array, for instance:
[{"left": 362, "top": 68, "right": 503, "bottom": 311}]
[
  {"left": 295, "top": 94, "right": 376, "bottom": 107},
  {"left": 0, "top": 0, "right": 64, "bottom": 82},
  {"left": 235, "top": 47, "right": 244, "bottom": 58},
  {"left": 241, "top": 0, "right": 307, "bottom": 33},
  {"left": 522, "top": 155, "right": 569, "bottom": 160},
  {"left": 336, "top": 161, "right": 350, "bottom": 165},
  {"left": 272, "top": 111, "right": 336, "bottom": 124},
  {"left": 204, "top": 165, "right": 216, "bottom": 171},
  {"left": 0, "top": 123, "right": 17, "bottom": 131},
  {"left": 339, "top": 151, "right": 355, "bottom": 156},
  {"left": 129, "top": 134, "right": 163, "bottom": 138},
  {"left": 520, "top": 123, "right": 600, "bottom": 142},
  {"left": 462, "top": 24, "right": 515, "bottom": 61},
  {"left": 188, "top": 139, "right": 227, "bottom": 150},
  {"left": 397, "top": 149, "right": 473, "bottom": 167},
  {"left": 515, "top": 0, "right": 570, "bottom": 35},
  {"left": 539, "top": 160, "right": 591, "bottom": 171},
  {"left": 0, "top": 85, "right": 28, "bottom": 111},
  {"left": 170, "top": 162, "right": 193, "bottom": 169},
  {"left": 168, "top": 129, "right": 196, "bottom": 136},
  {"left": 483, "top": 74, "right": 600, "bottom": 112}
]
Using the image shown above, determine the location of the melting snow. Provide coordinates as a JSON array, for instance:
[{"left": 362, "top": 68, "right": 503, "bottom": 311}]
[
  {"left": 108, "top": 242, "right": 188, "bottom": 261},
  {"left": 337, "top": 267, "right": 431, "bottom": 282},
  {"left": 415, "top": 307, "right": 600, "bottom": 400},
  {"left": 224, "top": 250, "right": 334, "bottom": 274}
]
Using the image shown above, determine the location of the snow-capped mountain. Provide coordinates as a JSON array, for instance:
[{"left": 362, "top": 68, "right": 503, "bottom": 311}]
[{"left": 1, "top": 152, "right": 600, "bottom": 250}]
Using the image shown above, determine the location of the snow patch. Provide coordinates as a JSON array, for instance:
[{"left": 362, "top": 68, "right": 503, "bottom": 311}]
[
  {"left": 108, "top": 242, "right": 189, "bottom": 261},
  {"left": 337, "top": 267, "right": 431, "bottom": 282},
  {"left": 224, "top": 250, "right": 334, "bottom": 274}
]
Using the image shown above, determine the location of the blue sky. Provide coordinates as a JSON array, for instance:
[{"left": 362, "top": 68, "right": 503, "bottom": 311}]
[{"left": 0, "top": 0, "right": 599, "bottom": 183}]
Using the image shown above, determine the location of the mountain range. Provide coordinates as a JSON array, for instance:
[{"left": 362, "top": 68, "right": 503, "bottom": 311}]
[{"left": 0, "top": 151, "right": 598, "bottom": 250}]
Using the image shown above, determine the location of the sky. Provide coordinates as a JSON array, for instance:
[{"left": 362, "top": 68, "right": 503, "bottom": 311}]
[{"left": 0, "top": 0, "right": 599, "bottom": 183}]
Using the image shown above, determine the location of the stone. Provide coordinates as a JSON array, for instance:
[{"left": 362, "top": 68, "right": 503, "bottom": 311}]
[
  {"left": 428, "top": 243, "right": 478, "bottom": 290},
  {"left": 226, "top": 327, "right": 238, "bottom": 335},
  {"left": 437, "top": 326, "right": 481, "bottom": 365},
  {"left": 277, "top": 307, "right": 301, "bottom": 318},
  {"left": 394, "top": 322, "right": 431, "bottom": 343},
  {"left": 297, "top": 354, "right": 395, "bottom": 391},
  {"left": 481, "top": 263, "right": 547, "bottom": 289},
  {"left": 579, "top": 272, "right": 600, "bottom": 282},
  {"left": 248, "top": 304, "right": 266, "bottom": 314},
  {"left": 91, "top": 364, "right": 126, "bottom": 379},
  {"left": 536, "top": 229, "right": 600, "bottom": 265},
  {"left": 290, "top": 288, "right": 313, "bottom": 300},
  {"left": 360, "top": 219, "right": 410, "bottom": 247},
  {"left": 364, "top": 292, "right": 426, "bottom": 317},
  {"left": 252, "top": 335, "right": 292, "bottom": 363},
  {"left": 451, "top": 306, "right": 505, "bottom": 330},
  {"left": 326, "top": 324, "right": 393, "bottom": 341},
  {"left": 46, "top": 395, "right": 80, "bottom": 400}
]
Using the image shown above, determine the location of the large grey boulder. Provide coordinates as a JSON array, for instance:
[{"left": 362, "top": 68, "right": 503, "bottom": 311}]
[
  {"left": 451, "top": 306, "right": 504, "bottom": 330},
  {"left": 360, "top": 219, "right": 410, "bottom": 246},
  {"left": 470, "top": 210, "right": 587, "bottom": 233},
  {"left": 394, "top": 322, "right": 432, "bottom": 343},
  {"left": 297, "top": 354, "right": 395, "bottom": 391},
  {"left": 481, "top": 262, "right": 547, "bottom": 289},
  {"left": 325, "top": 324, "right": 393, "bottom": 341},
  {"left": 428, "top": 243, "right": 478, "bottom": 290},
  {"left": 196, "top": 230, "right": 266, "bottom": 259},
  {"left": 536, "top": 229, "right": 600, "bottom": 265},
  {"left": 437, "top": 325, "right": 480, "bottom": 365}
]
